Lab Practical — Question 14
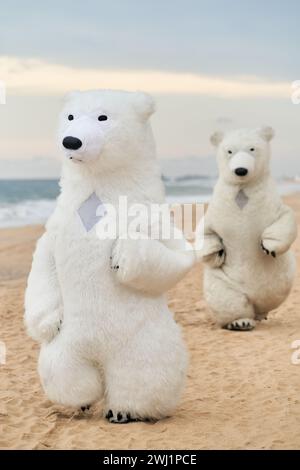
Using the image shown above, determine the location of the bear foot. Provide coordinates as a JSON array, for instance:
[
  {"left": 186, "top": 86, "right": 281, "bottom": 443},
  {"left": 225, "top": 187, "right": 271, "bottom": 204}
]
[
  {"left": 80, "top": 405, "right": 91, "bottom": 413},
  {"left": 225, "top": 318, "right": 256, "bottom": 331},
  {"left": 105, "top": 409, "right": 144, "bottom": 424}
]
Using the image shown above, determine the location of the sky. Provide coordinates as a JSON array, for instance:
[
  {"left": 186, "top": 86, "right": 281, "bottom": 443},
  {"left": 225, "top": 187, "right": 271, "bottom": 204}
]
[{"left": 0, "top": 0, "right": 299, "bottom": 177}]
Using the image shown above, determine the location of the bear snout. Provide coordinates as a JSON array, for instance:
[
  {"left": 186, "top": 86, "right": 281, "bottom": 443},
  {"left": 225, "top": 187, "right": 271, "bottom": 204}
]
[
  {"left": 234, "top": 167, "right": 248, "bottom": 177},
  {"left": 63, "top": 136, "right": 82, "bottom": 150}
]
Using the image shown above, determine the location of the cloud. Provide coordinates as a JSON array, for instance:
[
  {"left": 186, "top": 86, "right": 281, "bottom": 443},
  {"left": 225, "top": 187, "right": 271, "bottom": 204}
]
[
  {"left": 0, "top": 56, "right": 292, "bottom": 99},
  {"left": 0, "top": 80, "right": 6, "bottom": 104}
]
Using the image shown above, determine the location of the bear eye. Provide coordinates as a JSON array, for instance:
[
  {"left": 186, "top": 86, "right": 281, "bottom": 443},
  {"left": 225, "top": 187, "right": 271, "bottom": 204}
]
[
  {"left": 98, "top": 115, "right": 108, "bottom": 121},
  {"left": 250, "top": 147, "right": 255, "bottom": 152},
  {"left": 68, "top": 114, "right": 74, "bottom": 121},
  {"left": 228, "top": 150, "right": 232, "bottom": 155}
]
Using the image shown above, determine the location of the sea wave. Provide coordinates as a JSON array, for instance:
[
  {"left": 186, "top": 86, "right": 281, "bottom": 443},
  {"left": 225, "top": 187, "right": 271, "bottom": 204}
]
[
  {"left": 0, "top": 181, "right": 299, "bottom": 228},
  {"left": 0, "top": 199, "right": 56, "bottom": 228}
]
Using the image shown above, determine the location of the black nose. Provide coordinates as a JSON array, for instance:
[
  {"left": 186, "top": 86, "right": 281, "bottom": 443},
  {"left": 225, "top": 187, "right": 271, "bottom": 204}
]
[
  {"left": 63, "top": 136, "right": 82, "bottom": 150},
  {"left": 235, "top": 167, "right": 248, "bottom": 177}
]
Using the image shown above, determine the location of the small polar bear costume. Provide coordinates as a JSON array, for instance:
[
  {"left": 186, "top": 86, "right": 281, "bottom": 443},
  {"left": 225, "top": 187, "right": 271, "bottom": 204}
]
[
  {"left": 24, "top": 90, "right": 196, "bottom": 423},
  {"left": 202, "top": 127, "right": 297, "bottom": 331}
]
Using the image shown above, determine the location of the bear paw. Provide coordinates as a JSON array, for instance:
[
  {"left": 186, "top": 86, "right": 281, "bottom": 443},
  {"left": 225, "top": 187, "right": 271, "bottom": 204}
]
[
  {"left": 80, "top": 405, "right": 91, "bottom": 413},
  {"left": 110, "top": 238, "right": 140, "bottom": 284},
  {"left": 203, "top": 248, "right": 226, "bottom": 268},
  {"left": 217, "top": 249, "right": 226, "bottom": 265},
  {"left": 206, "top": 248, "right": 226, "bottom": 268},
  {"left": 109, "top": 256, "right": 120, "bottom": 271},
  {"left": 105, "top": 409, "right": 140, "bottom": 424},
  {"left": 261, "top": 241, "right": 276, "bottom": 258},
  {"left": 226, "top": 318, "right": 256, "bottom": 331},
  {"left": 27, "top": 309, "right": 62, "bottom": 343}
]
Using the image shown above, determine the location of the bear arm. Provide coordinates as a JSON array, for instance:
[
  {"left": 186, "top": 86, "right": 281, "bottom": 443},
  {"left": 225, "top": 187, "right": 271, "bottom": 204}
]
[
  {"left": 198, "top": 221, "right": 225, "bottom": 267},
  {"left": 24, "top": 231, "right": 62, "bottom": 342},
  {"left": 202, "top": 233, "right": 223, "bottom": 257},
  {"left": 113, "top": 236, "right": 196, "bottom": 296},
  {"left": 201, "top": 221, "right": 224, "bottom": 257},
  {"left": 262, "top": 205, "right": 298, "bottom": 255}
]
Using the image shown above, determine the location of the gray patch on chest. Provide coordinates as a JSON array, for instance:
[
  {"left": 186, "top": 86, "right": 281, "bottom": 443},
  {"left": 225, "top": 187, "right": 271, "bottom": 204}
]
[
  {"left": 77, "top": 192, "right": 107, "bottom": 232},
  {"left": 235, "top": 189, "right": 249, "bottom": 209}
]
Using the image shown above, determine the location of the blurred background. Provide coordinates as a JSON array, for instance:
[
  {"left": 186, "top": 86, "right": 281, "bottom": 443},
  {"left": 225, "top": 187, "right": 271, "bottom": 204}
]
[{"left": 0, "top": 0, "right": 300, "bottom": 226}]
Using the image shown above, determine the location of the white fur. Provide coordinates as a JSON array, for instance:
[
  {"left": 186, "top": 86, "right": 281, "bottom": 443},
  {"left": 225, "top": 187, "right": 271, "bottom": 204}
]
[
  {"left": 229, "top": 151, "right": 255, "bottom": 175},
  {"left": 202, "top": 127, "right": 297, "bottom": 329},
  {"left": 24, "top": 90, "right": 195, "bottom": 420}
]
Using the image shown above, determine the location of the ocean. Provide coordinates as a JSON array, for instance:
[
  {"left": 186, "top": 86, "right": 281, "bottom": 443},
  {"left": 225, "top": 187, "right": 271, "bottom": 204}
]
[
  {"left": 0, "top": 180, "right": 60, "bottom": 228},
  {"left": 0, "top": 178, "right": 299, "bottom": 228}
]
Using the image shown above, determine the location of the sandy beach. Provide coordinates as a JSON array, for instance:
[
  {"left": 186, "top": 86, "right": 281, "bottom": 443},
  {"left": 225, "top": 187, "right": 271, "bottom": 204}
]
[{"left": 0, "top": 194, "right": 299, "bottom": 450}]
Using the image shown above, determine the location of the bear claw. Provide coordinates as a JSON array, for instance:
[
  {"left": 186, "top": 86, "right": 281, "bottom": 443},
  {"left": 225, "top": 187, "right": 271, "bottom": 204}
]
[
  {"left": 105, "top": 410, "right": 140, "bottom": 424},
  {"left": 226, "top": 318, "right": 256, "bottom": 331},
  {"left": 110, "top": 265, "right": 119, "bottom": 270},
  {"left": 106, "top": 410, "right": 131, "bottom": 424},
  {"left": 261, "top": 241, "right": 269, "bottom": 255},
  {"left": 261, "top": 242, "right": 276, "bottom": 258},
  {"left": 109, "top": 257, "right": 120, "bottom": 270},
  {"left": 80, "top": 405, "right": 91, "bottom": 413}
]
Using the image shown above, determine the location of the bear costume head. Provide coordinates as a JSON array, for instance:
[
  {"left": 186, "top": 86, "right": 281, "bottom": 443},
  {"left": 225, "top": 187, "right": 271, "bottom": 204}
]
[
  {"left": 210, "top": 126, "right": 275, "bottom": 185},
  {"left": 58, "top": 89, "right": 156, "bottom": 173}
]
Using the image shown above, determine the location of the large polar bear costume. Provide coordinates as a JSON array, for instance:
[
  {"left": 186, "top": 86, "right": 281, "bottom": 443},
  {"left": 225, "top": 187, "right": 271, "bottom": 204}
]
[
  {"left": 25, "top": 90, "right": 196, "bottom": 423},
  {"left": 203, "top": 127, "right": 297, "bottom": 331}
]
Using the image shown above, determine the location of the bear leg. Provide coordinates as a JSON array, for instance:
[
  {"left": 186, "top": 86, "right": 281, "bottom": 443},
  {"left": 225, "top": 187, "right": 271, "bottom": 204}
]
[
  {"left": 204, "top": 270, "right": 255, "bottom": 330},
  {"left": 38, "top": 334, "right": 104, "bottom": 408},
  {"left": 103, "top": 325, "right": 187, "bottom": 423}
]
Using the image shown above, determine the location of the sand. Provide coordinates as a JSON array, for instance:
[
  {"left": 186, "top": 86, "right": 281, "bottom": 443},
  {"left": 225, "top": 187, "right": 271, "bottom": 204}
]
[{"left": 0, "top": 194, "right": 300, "bottom": 450}]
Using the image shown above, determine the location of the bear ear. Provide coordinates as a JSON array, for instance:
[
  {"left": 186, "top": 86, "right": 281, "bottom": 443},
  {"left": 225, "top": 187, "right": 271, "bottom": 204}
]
[
  {"left": 132, "top": 92, "right": 156, "bottom": 121},
  {"left": 210, "top": 131, "right": 224, "bottom": 147},
  {"left": 259, "top": 126, "right": 275, "bottom": 142}
]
